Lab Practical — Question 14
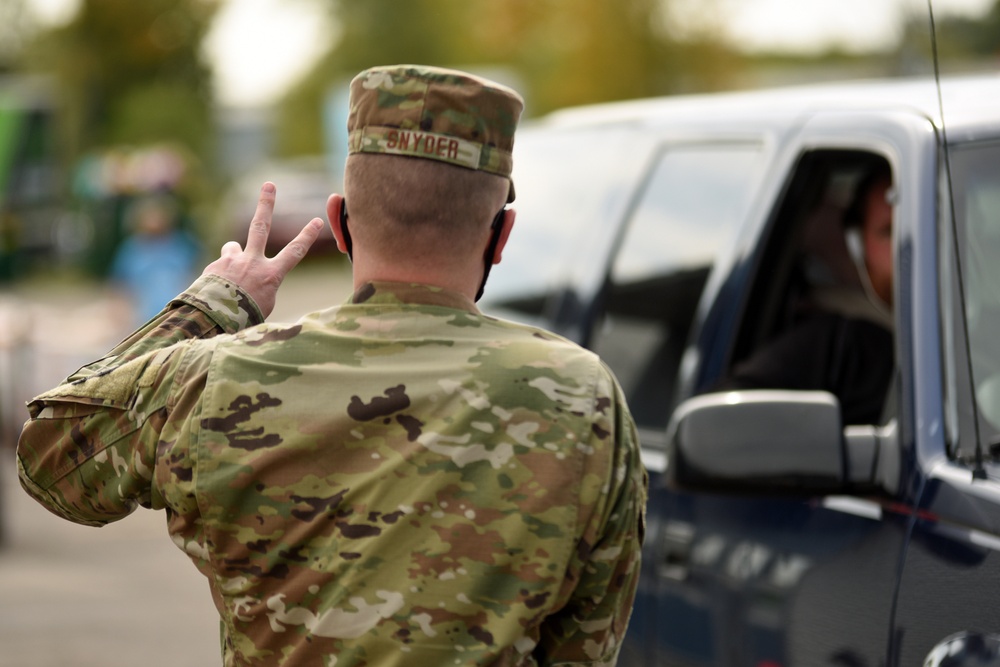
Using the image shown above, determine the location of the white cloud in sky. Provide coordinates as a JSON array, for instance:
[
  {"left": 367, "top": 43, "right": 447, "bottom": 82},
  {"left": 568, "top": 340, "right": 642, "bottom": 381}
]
[
  {"left": 675, "top": 0, "right": 994, "bottom": 53},
  {"left": 203, "top": 0, "right": 333, "bottom": 108},
  {"left": 721, "top": 0, "right": 904, "bottom": 53},
  {"left": 24, "top": 0, "right": 79, "bottom": 25}
]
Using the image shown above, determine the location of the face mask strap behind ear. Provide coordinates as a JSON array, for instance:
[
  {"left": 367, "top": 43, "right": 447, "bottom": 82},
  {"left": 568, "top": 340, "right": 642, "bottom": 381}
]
[
  {"left": 475, "top": 208, "right": 505, "bottom": 302},
  {"left": 340, "top": 200, "right": 353, "bottom": 261}
]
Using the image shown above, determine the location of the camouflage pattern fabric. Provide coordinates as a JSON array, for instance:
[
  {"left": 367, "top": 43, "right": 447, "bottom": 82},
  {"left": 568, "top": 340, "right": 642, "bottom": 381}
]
[
  {"left": 18, "top": 275, "right": 647, "bottom": 666},
  {"left": 347, "top": 65, "right": 523, "bottom": 201}
]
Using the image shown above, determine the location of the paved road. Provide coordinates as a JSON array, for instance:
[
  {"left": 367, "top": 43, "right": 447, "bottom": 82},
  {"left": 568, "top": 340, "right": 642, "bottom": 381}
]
[
  {"left": 0, "top": 459, "right": 221, "bottom": 667},
  {"left": 0, "top": 259, "right": 353, "bottom": 667}
]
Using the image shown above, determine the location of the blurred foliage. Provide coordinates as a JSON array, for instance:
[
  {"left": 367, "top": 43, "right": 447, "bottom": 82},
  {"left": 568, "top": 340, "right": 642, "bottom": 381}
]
[
  {"left": 0, "top": 0, "right": 222, "bottom": 282},
  {"left": 276, "top": 0, "right": 741, "bottom": 156},
  {"left": 0, "top": 0, "right": 995, "bottom": 282},
  {"left": 899, "top": 2, "right": 1000, "bottom": 70},
  {"left": 275, "top": 0, "right": 1000, "bottom": 158},
  {"left": 20, "top": 0, "right": 219, "bottom": 166},
  {"left": 8, "top": 0, "right": 1000, "bottom": 167}
]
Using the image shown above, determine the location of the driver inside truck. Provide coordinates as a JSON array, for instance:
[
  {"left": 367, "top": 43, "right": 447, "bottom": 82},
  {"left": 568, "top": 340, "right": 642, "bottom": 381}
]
[{"left": 718, "top": 158, "right": 895, "bottom": 425}]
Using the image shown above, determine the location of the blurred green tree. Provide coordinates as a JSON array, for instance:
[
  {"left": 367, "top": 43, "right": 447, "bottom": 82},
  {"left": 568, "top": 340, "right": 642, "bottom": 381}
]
[
  {"left": 894, "top": 0, "right": 1000, "bottom": 75},
  {"left": 276, "top": 0, "right": 742, "bottom": 157},
  {"left": 23, "top": 0, "right": 220, "bottom": 164},
  {"left": 931, "top": 0, "right": 1000, "bottom": 60}
]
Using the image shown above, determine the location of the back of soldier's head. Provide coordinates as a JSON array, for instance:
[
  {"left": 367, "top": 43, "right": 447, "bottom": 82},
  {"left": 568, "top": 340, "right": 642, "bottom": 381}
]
[
  {"left": 343, "top": 65, "right": 524, "bottom": 254},
  {"left": 345, "top": 154, "right": 507, "bottom": 254}
]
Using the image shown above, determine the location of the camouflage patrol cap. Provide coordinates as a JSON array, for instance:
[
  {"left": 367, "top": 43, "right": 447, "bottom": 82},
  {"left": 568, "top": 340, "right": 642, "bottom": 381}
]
[{"left": 347, "top": 64, "right": 524, "bottom": 202}]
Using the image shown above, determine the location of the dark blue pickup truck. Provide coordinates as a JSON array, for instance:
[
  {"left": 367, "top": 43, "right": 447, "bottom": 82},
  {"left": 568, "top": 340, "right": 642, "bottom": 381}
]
[{"left": 482, "top": 74, "right": 1000, "bottom": 666}]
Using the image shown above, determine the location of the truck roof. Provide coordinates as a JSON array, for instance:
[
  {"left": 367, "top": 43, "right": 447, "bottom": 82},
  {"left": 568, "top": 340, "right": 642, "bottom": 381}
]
[{"left": 529, "top": 74, "right": 1000, "bottom": 138}]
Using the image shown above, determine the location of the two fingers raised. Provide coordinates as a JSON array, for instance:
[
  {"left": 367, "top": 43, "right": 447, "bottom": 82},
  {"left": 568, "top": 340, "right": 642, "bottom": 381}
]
[{"left": 204, "top": 182, "right": 326, "bottom": 317}]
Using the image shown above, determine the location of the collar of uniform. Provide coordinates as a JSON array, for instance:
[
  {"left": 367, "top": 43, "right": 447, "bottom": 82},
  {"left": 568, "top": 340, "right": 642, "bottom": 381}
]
[{"left": 347, "top": 281, "right": 480, "bottom": 314}]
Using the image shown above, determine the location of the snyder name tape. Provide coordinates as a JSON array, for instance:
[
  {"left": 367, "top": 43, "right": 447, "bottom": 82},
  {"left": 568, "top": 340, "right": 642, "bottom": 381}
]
[{"left": 349, "top": 127, "right": 513, "bottom": 176}]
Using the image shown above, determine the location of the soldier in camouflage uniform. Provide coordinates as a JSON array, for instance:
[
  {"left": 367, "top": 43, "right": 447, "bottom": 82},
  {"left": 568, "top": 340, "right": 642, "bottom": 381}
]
[{"left": 17, "top": 65, "right": 647, "bottom": 666}]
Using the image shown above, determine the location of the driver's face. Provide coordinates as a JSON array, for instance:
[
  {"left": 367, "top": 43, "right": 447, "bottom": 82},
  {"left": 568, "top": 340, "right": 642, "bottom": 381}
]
[{"left": 863, "top": 177, "right": 894, "bottom": 307}]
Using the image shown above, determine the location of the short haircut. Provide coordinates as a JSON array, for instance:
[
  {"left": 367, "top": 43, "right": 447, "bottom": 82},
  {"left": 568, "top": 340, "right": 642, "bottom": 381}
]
[{"left": 344, "top": 153, "right": 509, "bottom": 258}]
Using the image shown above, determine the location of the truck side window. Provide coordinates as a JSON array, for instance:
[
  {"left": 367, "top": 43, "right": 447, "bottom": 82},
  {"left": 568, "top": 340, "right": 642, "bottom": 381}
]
[
  {"left": 484, "top": 127, "right": 643, "bottom": 324},
  {"left": 720, "top": 150, "right": 896, "bottom": 426},
  {"left": 944, "top": 141, "right": 1000, "bottom": 460},
  {"left": 592, "top": 144, "right": 763, "bottom": 435}
]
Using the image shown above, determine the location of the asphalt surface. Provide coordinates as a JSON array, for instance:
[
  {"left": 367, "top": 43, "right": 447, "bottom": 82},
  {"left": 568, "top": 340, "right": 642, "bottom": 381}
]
[{"left": 0, "top": 259, "right": 353, "bottom": 667}]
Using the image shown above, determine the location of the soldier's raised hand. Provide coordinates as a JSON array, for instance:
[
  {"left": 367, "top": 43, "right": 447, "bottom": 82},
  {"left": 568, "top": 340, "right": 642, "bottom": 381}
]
[{"left": 202, "top": 182, "right": 324, "bottom": 318}]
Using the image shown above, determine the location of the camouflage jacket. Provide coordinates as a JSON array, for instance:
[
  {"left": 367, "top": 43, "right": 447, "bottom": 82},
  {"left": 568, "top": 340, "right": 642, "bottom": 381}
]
[{"left": 17, "top": 275, "right": 647, "bottom": 667}]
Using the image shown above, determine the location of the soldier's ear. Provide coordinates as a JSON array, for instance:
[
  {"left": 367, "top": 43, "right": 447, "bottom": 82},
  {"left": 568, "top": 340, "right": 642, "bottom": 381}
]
[{"left": 327, "top": 194, "right": 351, "bottom": 258}]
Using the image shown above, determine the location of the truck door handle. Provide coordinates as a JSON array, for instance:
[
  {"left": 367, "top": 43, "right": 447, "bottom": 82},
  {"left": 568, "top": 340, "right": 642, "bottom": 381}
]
[{"left": 659, "top": 520, "right": 695, "bottom": 581}]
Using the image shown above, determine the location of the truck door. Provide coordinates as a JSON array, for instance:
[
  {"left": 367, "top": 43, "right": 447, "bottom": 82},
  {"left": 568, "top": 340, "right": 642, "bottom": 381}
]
[
  {"left": 890, "top": 136, "right": 1000, "bottom": 666},
  {"left": 582, "top": 139, "right": 777, "bottom": 665},
  {"left": 632, "top": 111, "right": 941, "bottom": 667}
]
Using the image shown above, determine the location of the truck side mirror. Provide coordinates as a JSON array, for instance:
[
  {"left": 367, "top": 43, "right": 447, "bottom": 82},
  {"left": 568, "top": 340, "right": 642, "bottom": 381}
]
[{"left": 666, "top": 390, "right": 898, "bottom": 496}]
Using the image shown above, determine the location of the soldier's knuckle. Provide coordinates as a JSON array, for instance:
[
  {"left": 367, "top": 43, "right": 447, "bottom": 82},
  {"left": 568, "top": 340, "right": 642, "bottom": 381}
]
[{"left": 263, "top": 270, "right": 283, "bottom": 288}]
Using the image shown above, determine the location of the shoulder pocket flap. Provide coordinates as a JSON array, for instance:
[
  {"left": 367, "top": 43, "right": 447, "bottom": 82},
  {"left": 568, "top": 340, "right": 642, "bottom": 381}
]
[{"left": 30, "top": 352, "right": 168, "bottom": 413}]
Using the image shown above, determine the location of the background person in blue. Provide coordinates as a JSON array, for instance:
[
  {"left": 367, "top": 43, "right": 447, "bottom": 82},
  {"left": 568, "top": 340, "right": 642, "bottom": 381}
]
[{"left": 110, "top": 193, "right": 201, "bottom": 325}]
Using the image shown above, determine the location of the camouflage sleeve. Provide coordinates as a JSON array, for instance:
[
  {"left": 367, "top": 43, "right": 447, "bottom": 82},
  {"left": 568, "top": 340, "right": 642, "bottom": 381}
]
[
  {"left": 15, "top": 274, "right": 262, "bottom": 527},
  {"left": 84, "top": 273, "right": 263, "bottom": 370},
  {"left": 536, "top": 364, "right": 648, "bottom": 666}
]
